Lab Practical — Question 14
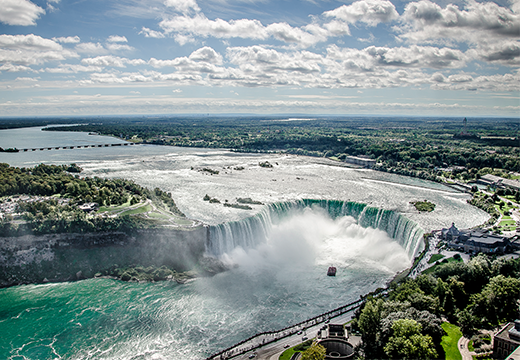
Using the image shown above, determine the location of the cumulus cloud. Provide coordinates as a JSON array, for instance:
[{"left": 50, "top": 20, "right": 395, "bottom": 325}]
[
  {"left": 151, "top": 0, "right": 399, "bottom": 48},
  {"left": 82, "top": 71, "right": 162, "bottom": 85},
  {"left": 159, "top": 13, "right": 337, "bottom": 47},
  {"left": 75, "top": 42, "right": 107, "bottom": 55},
  {"left": 15, "top": 76, "right": 38, "bottom": 81},
  {"left": 0, "top": 0, "right": 45, "bottom": 26},
  {"left": 44, "top": 64, "right": 102, "bottom": 73},
  {"left": 149, "top": 56, "right": 224, "bottom": 73},
  {"left": 227, "top": 46, "right": 322, "bottom": 74},
  {"left": 47, "top": 0, "right": 60, "bottom": 12},
  {"left": 0, "top": 34, "right": 61, "bottom": 51},
  {"left": 81, "top": 55, "right": 145, "bottom": 68},
  {"left": 475, "top": 41, "right": 520, "bottom": 65},
  {"left": 398, "top": 0, "right": 520, "bottom": 65},
  {"left": 148, "top": 47, "right": 224, "bottom": 71},
  {"left": 326, "top": 44, "right": 467, "bottom": 70},
  {"left": 159, "top": 14, "right": 268, "bottom": 40},
  {"left": 267, "top": 22, "right": 328, "bottom": 47},
  {"left": 0, "top": 63, "right": 35, "bottom": 72},
  {"left": 139, "top": 27, "right": 166, "bottom": 38},
  {"left": 106, "top": 43, "right": 135, "bottom": 52},
  {"left": 323, "top": 20, "right": 351, "bottom": 36},
  {"left": 0, "top": 34, "right": 77, "bottom": 65},
  {"left": 164, "top": 0, "right": 200, "bottom": 14},
  {"left": 400, "top": 0, "right": 520, "bottom": 41},
  {"left": 53, "top": 36, "right": 81, "bottom": 43},
  {"left": 107, "top": 35, "right": 128, "bottom": 43},
  {"left": 189, "top": 46, "right": 223, "bottom": 64},
  {"left": 323, "top": 0, "right": 399, "bottom": 26},
  {"left": 67, "top": 40, "right": 517, "bottom": 93}
]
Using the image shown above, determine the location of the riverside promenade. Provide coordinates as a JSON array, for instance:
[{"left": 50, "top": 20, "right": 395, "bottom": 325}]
[{"left": 205, "top": 298, "right": 363, "bottom": 360}]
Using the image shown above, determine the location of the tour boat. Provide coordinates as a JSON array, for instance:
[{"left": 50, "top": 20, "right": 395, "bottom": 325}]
[{"left": 327, "top": 266, "right": 336, "bottom": 276}]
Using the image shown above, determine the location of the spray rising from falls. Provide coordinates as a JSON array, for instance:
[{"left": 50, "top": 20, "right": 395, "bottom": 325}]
[{"left": 207, "top": 200, "right": 425, "bottom": 265}]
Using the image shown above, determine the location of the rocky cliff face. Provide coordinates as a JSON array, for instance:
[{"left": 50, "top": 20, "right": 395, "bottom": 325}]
[{"left": 0, "top": 226, "right": 208, "bottom": 287}]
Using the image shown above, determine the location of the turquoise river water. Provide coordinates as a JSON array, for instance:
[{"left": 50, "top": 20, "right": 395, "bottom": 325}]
[{"left": 0, "top": 126, "right": 489, "bottom": 359}]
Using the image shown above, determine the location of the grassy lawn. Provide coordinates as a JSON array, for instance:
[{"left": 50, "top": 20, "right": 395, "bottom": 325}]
[
  {"left": 500, "top": 218, "right": 515, "bottom": 224},
  {"left": 98, "top": 199, "right": 133, "bottom": 212},
  {"left": 498, "top": 214, "right": 516, "bottom": 231},
  {"left": 468, "top": 341, "right": 474, "bottom": 352},
  {"left": 441, "top": 322, "right": 463, "bottom": 360},
  {"left": 423, "top": 256, "right": 463, "bottom": 274},
  {"left": 428, "top": 254, "right": 445, "bottom": 264},
  {"left": 120, "top": 204, "right": 152, "bottom": 216},
  {"left": 499, "top": 219, "right": 517, "bottom": 231},
  {"left": 279, "top": 349, "right": 299, "bottom": 360},
  {"left": 503, "top": 195, "right": 518, "bottom": 202},
  {"left": 279, "top": 339, "right": 313, "bottom": 360},
  {"left": 148, "top": 212, "right": 171, "bottom": 220}
]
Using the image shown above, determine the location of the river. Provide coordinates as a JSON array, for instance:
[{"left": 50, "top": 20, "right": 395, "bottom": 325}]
[{"left": 0, "top": 125, "right": 488, "bottom": 359}]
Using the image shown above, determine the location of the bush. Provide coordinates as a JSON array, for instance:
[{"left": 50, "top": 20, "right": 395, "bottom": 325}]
[
  {"left": 411, "top": 200, "right": 435, "bottom": 212},
  {"left": 294, "top": 340, "right": 313, "bottom": 352}
]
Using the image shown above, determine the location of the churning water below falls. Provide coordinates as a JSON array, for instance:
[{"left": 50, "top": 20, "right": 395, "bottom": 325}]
[{"left": 0, "top": 131, "right": 489, "bottom": 359}]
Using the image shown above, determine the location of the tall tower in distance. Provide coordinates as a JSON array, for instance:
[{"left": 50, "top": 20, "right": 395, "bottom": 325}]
[{"left": 454, "top": 117, "right": 478, "bottom": 139}]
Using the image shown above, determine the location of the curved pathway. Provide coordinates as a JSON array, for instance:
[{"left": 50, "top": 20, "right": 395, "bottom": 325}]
[
  {"left": 458, "top": 330, "right": 496, "bottom": 360},
  {"left": 458, "top": 336, "right": 473, "bottom": 360}
]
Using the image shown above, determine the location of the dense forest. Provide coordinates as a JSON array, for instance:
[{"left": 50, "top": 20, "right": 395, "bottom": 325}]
[
  {"left": 352, "top": 255, "right": 520, "bottom": 359},
  {"left": 41, "top": 116, "right": 520, "bottom": 183},
  {"left": 0, "top": 163, "right": 183, "bottom": 236}
]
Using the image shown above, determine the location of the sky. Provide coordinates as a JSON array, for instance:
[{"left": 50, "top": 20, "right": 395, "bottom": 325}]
[{"left": 0, "top": 0, "right": 519, "bottom": 117}]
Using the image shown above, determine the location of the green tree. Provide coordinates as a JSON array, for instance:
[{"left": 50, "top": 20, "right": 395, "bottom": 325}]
[
  {"left": 358, "top": 299, "right": 384, "bottom": 354},
  {"left": 457, "top": 308, "right": 479, "bottom": 336},
  {"left": 384, "top": 319, "right": 438, "bottom": 360},
  {"left": 470, "top": 275, "right": 520, "bottom": 326},
  {"left": 301, "top": 342, "right": 326, "bottom": 360}
]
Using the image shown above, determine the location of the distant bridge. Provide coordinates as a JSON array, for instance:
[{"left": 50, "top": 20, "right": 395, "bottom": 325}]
[{"left": 21, "top": 143, "right": 135, "bottom": 152}]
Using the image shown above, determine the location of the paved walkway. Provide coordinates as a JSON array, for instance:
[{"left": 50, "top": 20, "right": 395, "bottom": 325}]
[
  {"left": 458, "top": 336, "right": 473, "bottom": 360},
  {"left": 230, "top": 310, "right": 358, "bottom": 360},
  {"left": 457, "top": 330, "right": 496, "bottom": 360}
]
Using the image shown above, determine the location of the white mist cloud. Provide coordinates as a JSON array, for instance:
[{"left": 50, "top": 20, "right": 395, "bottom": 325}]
[{"left": 221, "top": 207, "right": 410, "bottom": 275}]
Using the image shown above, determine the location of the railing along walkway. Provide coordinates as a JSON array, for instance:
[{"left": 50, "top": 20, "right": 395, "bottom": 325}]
[{"left": 205, "top": 298, "right": 363, "bottom": 360}]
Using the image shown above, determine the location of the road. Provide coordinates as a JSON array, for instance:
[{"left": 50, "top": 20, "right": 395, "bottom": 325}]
[{"left": 230, "top": 309, "right": 360, "bottom": 360}]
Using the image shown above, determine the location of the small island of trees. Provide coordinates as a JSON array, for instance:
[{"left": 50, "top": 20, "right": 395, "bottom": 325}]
[
  {"left": 0, "top": 163, "right": 185, "bottom": 236},
  {"left": 411, "top": 200, "right": 436, "bottom": 212}
]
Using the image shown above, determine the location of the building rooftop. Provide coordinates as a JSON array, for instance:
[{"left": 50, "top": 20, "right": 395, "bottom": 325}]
[{"left": 496, "top": 322, "right": 520, "bottom": 344}]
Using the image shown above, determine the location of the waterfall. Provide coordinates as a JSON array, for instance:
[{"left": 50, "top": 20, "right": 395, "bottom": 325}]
[{"left": 207, "top": 199, "right": 424, "bottom": 260}]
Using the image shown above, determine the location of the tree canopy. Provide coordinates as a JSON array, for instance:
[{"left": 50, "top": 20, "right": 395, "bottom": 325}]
[{"left": 301, "top": 342, "right": 326, "bottom": 360}]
